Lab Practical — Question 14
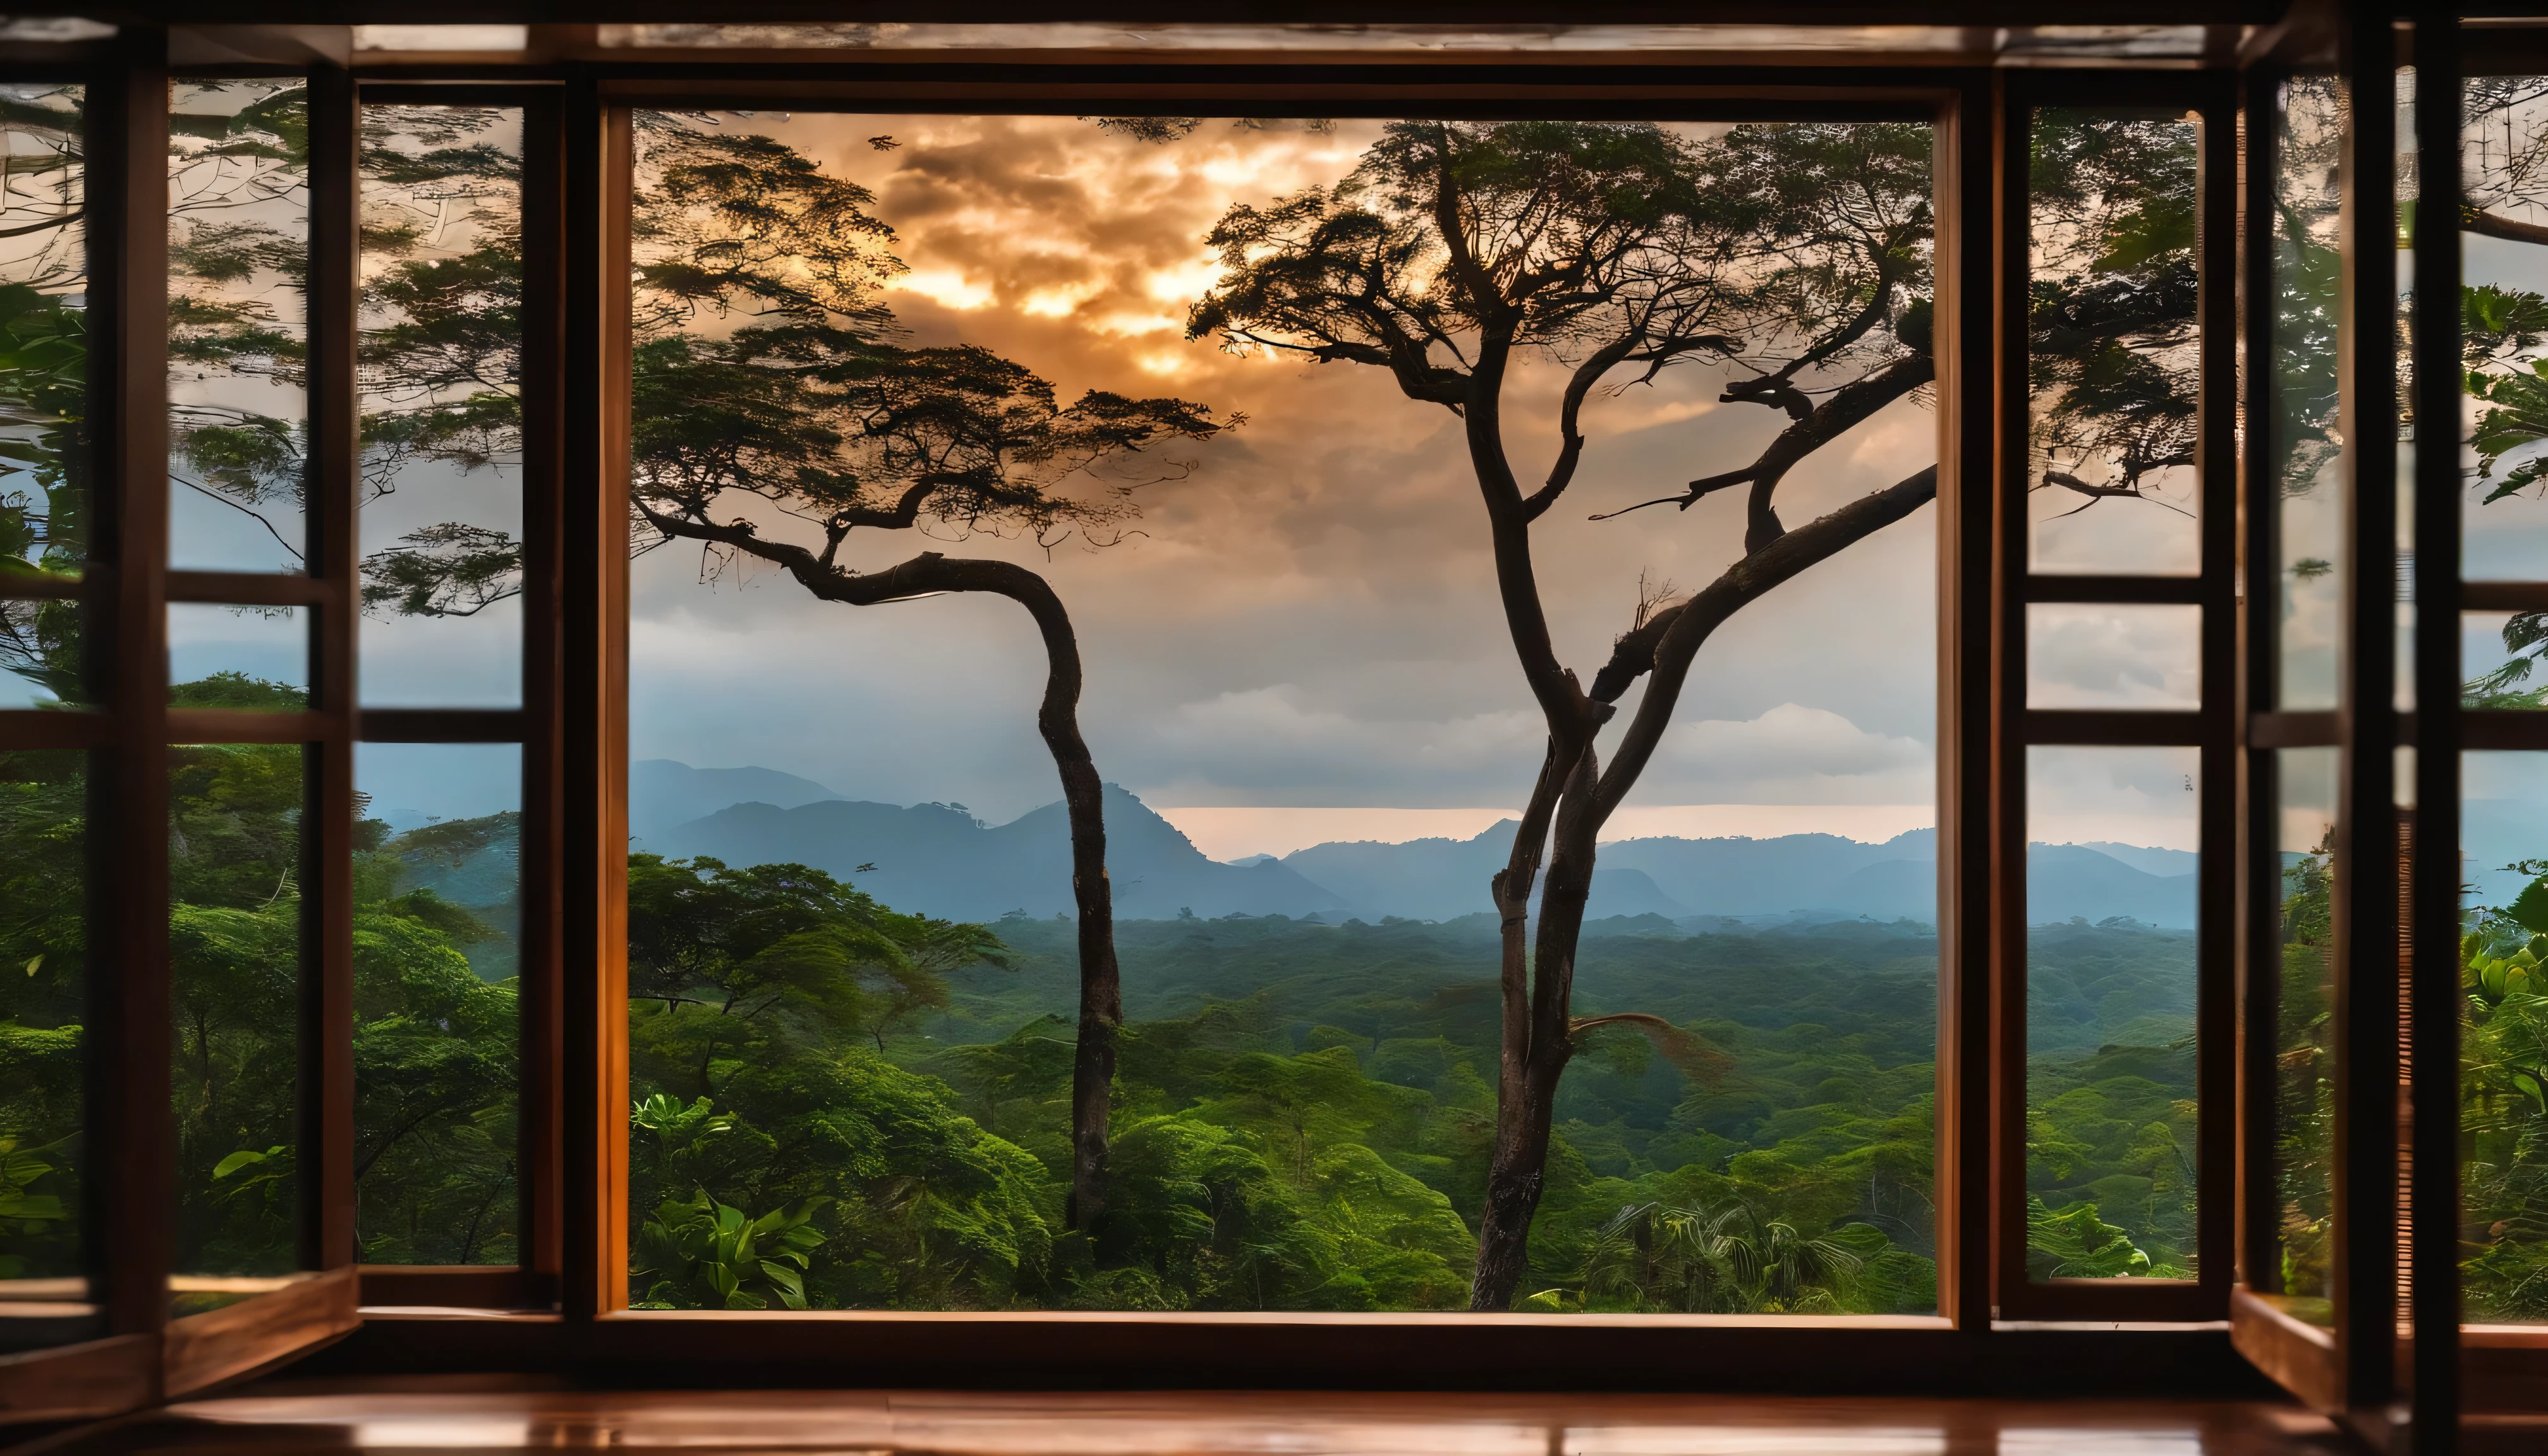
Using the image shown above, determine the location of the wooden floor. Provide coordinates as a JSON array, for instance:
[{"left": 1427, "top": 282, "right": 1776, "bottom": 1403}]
[{"left": 37, "top": 1388, "right": 2365, "bottom": 1454}]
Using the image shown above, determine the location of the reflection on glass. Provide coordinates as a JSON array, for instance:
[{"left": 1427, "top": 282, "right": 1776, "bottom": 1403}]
[
  {"left": 2023, "top": 744, "right": 2200, "bottom": 1281},
  {"left": 0, "top": 84, "right": 87, "bottom": 586},
  {"left": 2025, "top": 108, "right": 2200, "bottom": 574},
  {"left": 0, "top": 85, "right": 89, "bottom": 717},
  {"left": 2274, "top": 79, "right": 2344, "bottom": 710},
  {"left": 2269, "top": 748, "right": 2337, "bottom": 1321},
  {"left": 2463, "top": 78, "right": 2548, "bottom": 581},
  {"left": 358, "top": 106, "right": 525, "bottom": 710},
  {"left": 0, "top": 604, "right": 81, "bottom": 710},
  {"left": 2466, "top": 610, "right": 2548, "bottom": 709},
  {"left": 169, "top": 80, "right": 309, "bottom": 574},
  {"left": 353, "top": 743, "right": 520, "bottom": 1264},
  {"left": 0, "top": 749, "right": 95, "bottom": 1349},
  {"left": 171, "top": 741, "right": 304, "bottom": 1304},
  {"left": 167, "top": 603, "right": 306, "bottom": 703},
  {"left": 2024, "top": 603, "right": 2200, "bottom": 709},
  {"left": 2463, "top": 752, "right": 2548, "bottom": 1323}
]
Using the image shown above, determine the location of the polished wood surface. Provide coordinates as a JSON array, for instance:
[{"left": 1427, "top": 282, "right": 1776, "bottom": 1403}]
[
  {"left": 34, "top": 1388, "right": 2370, "bottom": 1455},
  {"left": 2228, "top": 1290, "right": 2339, "bottom": 1416},
  {"left": 161, "top": 1271, "right": 360, "bottom": 1402}
]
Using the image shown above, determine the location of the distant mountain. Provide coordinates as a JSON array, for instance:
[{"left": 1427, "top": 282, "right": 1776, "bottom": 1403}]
[
  {"left": 629, "top": 759, "right": 846, "bottom": 847},
  {"left": 652, "top": 783, "right": 1351, "bottom": 923},
  {"left": 1278, "top": 824, "right": 1942, "bottom": 922},
  {"left": 2068, "top": 840, "right": 2201, "bottom": 879},
  {"left": 629, "top": 760, "right": 2196, "bottom": 928}
]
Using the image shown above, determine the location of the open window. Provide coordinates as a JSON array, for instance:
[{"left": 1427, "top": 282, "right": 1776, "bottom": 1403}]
[{"left": 0, "top": 15, "right": 2540, "bottom": 1448}]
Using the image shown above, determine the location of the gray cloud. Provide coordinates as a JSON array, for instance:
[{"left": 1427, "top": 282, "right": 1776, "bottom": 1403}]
[{"left": 626, "top": 113, "right": 1945, "bottom": 826}]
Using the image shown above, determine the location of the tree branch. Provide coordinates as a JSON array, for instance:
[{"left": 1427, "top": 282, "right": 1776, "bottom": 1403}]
[
  {"left": 1521, "top": 331, "right": 1744, "bottom": 524},
  {"left": 2467, "top": 207, "right": 2548, "bottom": 247},
  {"left": 1591, "top": 464, "right": 1938, "bottom": 819},
  {"left": 1592, "top": 352, "right": 1932, "bottom": 534}
]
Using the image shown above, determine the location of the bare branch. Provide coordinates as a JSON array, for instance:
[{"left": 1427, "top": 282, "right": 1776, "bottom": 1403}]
[
  {"left": 2466, "top": 206, "right": 2548, "bottom": 246},
  {"left": 1591, "top": 466, "right": 1938, "bottom": 815}
]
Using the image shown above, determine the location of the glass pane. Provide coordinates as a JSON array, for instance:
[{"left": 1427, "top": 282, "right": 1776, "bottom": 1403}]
[
  {"left": 354, "top": 743, "right": 519, "bottom": 1265},
  {"left": 2463, "top": 751, "right": 2548, "bottom": 1323},
  {"left": 0, "top": 594, "right": 83, "bottom": 709},
  {"left": 2025, "top": 107, "right": 2200, "bottom": 574},
  {"left": 0, "top": 85, "right": 88, "bottom": 586},
  {"left": 626, "top": 111, "right": 1940, "bottom": 1314},
  {"left": 2025, "top": 603, "right": 2200, "bottom": 709},
  {"left": 358, "top": 105, "right": 525, "bottom": 710},
  {"left": 2024, "top": 745, "right": 2200, "bottom": 1281},
  {"left": 2270, "top": 747, "right": 2337, "bottom": 1321},
  {"left": 171, "top": 741, "right": 305, "bottom": 1306},
  {"left": 167, "top": 602, "right": 305, "bottom": 705},
  {"left": 2466, "top": 610, "right": 2548, "bottom": 708},
  {"left": 169, "top": 80, "right": 308, "bottom": 574},
  {"left": 2272, "top": 78, "right": 2345, "bottom": 710},
  {"left": 0, "top": 749, "right": 97, "bottom": 1349},
  {"left": 2461, "top": 78, "right": 2548, "bottom": 581}
]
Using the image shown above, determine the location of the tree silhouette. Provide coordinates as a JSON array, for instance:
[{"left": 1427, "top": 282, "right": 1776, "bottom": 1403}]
[
  {"left": 1194, "top": 114, "right": 2195, "bottom": 1308},
  {"left": 621, "top": 119, "right": 1227, "bottom": 1231}
]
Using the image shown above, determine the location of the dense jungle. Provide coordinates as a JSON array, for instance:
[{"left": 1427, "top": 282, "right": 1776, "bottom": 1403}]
[{"left": 3, "top": 729, "right": 2230, "bottom": 1313}]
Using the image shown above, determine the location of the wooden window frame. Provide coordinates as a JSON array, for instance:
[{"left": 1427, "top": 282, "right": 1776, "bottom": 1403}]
[
  {"left": 1989, "top": 68, "right": 2243, "bottom": 1326},
  {"left": 0, "top": 11, "right": 2541, "bottom": 1437},
  {"left": 561, "top": 70, "right": 1979, "bottom": 1338}
]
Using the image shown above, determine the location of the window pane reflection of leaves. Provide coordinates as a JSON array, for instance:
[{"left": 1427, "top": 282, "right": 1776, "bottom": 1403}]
[
  {"left": 358, "top": 106, "right": 526, "bottom": 710},
  {"left": 2273, "top": 79, "right": 2344, "bottom": 712},
  {"left": 0, "top": 749, "right": 97, "bottom": 1350},
  {"left": 0, "top": 85, "right": 88, "bottom": 712},
  {"left": 2026, "top": 108, "right": 2201, "bottom": 576},
  {"left": 171, "top": 737, "right": 306, "bottom": 1303},
  {"left": 2463, "top": 752, "right": 2548, "bottom": 1325},
  {"left": 169, "top": 80, "right": 309, "bottom": 576}
]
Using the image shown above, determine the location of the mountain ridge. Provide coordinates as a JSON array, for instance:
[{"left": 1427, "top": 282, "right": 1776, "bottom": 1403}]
[{"left": 631, "top": 759, "right": 2197, "bottom": 928}]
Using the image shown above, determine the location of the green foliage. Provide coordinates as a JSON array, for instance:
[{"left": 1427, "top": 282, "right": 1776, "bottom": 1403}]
[
  {"left": 1189, "top": 118, "right": 1932, "bottom": 413},
  {"left": 0, "top": 1138, "right": 70, "bottom": 1278},
  {"left": 169, "top": 668, "right": 307, "bottom": 711},
  {"left": 2026, "top": 110, "right": 2200, "bottom": 518},
  {"left": 2464, "top": 873, "right": 2548, "bottom": 1320},
  {"left": 1547, "top": 1200, "right": 1867, "bottom": 1313},
  {"left": 0, "top": 90, "right": 93, "bottom": 704},
  {"left": 2269, "top": 80, "right": 2343, "bottom": 508},
  {"left": 0, "top": 749, "right": 84, "bottom": 1280},
  {"left": 2025, "top": 1196, "right": 2151, "bottom": 1279},
  {"left": 622, "top": 856, "right": 1048, "bottom": 1310},
  {"left": 907, "top": 913, "right": 1955, "bottom": 1312},
  {"left": 633, "top": 1189, "right": 828, "bottom": 1310},
  {"left": 0, "top": 709, "right": 540, "bottom": 1275}
]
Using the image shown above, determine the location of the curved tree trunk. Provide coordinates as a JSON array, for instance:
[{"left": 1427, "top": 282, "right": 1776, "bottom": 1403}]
[
  {"left": 1464, "top": 468, "right": 1938, "bottom": 1311},
  {"left": 629, "top": 517, "right": 1125, "bottom": 1232},
  {"left": 1470, "top": 743, "right": 1595, "bottom": 1309}
]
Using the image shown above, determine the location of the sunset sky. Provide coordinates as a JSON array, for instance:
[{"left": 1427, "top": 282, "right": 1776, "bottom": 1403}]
[
  {"left": 598, "top": 111, "right": 2214, "bottom": 857},
  {"left": 159, "top": 110, "right": 2238, "bottom": 858},
  {"left": 25, "top": 95, "right": 2520, "bottom": 878}
]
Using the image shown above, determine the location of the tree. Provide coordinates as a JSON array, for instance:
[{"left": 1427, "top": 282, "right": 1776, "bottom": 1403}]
[
  {"left": 3, "top": 92, "right": 1215, "bottom": 1237},
  {"left": 0, "top": 87, "right": 90, "bottom": 705},
  {"left": 1191, "top": 116, "right": 2196, "bottom": 1308},
  {"left": 621, "top": 858, "right": 1053, "bottom": 1310},
  {"left": 621, "top": 120, "right": 1228, "bottom": 1232}
]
